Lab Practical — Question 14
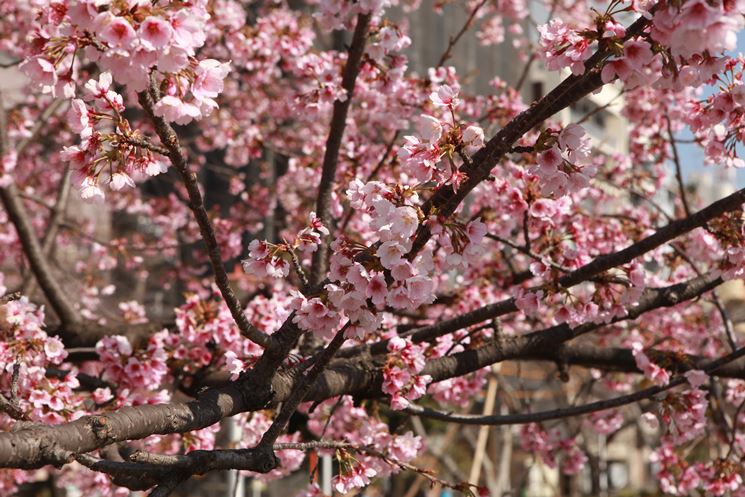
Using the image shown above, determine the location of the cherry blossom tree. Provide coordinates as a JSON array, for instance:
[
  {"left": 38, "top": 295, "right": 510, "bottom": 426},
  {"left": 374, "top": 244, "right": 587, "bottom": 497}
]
[{"left": 0, "top": 0, "right": 745, "bottom": 495}]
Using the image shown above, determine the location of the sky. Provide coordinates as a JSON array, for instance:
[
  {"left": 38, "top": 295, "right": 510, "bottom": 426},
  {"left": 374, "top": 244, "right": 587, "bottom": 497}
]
[{"left": 677, "top": 34, "right": 745, "bottom": 188}]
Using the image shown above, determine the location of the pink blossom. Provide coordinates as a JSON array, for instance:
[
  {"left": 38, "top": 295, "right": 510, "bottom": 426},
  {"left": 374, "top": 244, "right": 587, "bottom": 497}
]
[
  {"left": 157, "top": 46, "right": 190, "bottom": 72},
  {"left": 515, "top": 289, "right": 543, "bottom": 316},
  {"left": 139, "top": 16, "right": 173, "bottom": 50},
  {"left": 558, "top": 123, "right": 586, "bottom": 151},
  {"left": 466, "top": 219, "right": 486, "bottom": 243},
  {"left": 192, "top": 59, "right": 231, "bottom": 101},
  {"left": 390, "top": 206, "right": 419, "bottom": 239},
  {"left": 20, "top": 57, "right": 57, "bottom": 90},
  {"left": 623, "top": 39, "right": 654, "bottom": 70},
  {"left": 685, "top": 369, "right": 708, "bottom": 389},
  {"left": 79, "top": 176, "right": 104, "bottom": 200},
  {"left": 603, "top": 20, "right": 626, "bottom": 38},
  {"left": 601, "top": 57, "right": 633, "bottom": 84},
  {"left": 429, "top": 84, "right": 458, "bottom": 106},
  {"left": 366, "top": 273, "right": 388, "bottom": 307},
  {"left": 529, "top": 198, "right": 557, "bottom": 219},
  {"left": 632, "top": 343, "right": 670, "bottom": 386},
  {"left": 144, "top": 158, "right": 168, "bottom": 176},
  {"left": 406, "top": 275, "right": 434, "bottom": 306},
  {"left": 537, "top": 145, "right": 563, "bottom": 169},
  {"left": 334, "top": 464, "right": 376, "bottom": 494},
  {"left": 83, "top": 72, "right": 113, "bottom": 99},
  {"left": 100, "top": 16, "right": 137, "bottom": 48},
  {"left": 377, "top": 241, "right": 406, "bottom": 269},
  {"left": 153, "top": 96, "right": 201, "bottom": 125},
  {"left": 67, "top": 99, "right": 90, "bottom": 134},
  {"left": 110, "top": 172, "right": 135, "bottom": 191},
  {"left": 418, "top": 114, "right": 442, "bottom": 143},
  {"left": 462, "top": 125, "right": 484, "bottom": 151}
]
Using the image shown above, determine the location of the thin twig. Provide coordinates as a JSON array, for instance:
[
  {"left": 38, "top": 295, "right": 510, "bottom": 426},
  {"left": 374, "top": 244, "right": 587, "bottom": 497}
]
[
  {"left": 16, "top": 99, "right": 66, "bottom": 156},
  {"left": 576, "top": 90, "right": 624, "bottom": 125},
  {"left": 22, "top": 166, "right": 73, "bottom": 294},
  {"left": 0, "top": 91, "right": 79, "bottom": 326},
  {"left": 486, "top": 233, "right": 569, "bottom": 272},
  {"left": 665, "top": 114, "right": 691, "bottom": 217},
  {"left": 436, "top": 0, "right": 489, "bottom": 68}
]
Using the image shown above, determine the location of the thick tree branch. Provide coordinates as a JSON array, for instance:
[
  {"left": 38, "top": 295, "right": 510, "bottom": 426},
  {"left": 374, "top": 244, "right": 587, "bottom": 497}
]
[
  {"left": 259, "top": 323, "right": 349, "bottom": 447},
  {"left": 0, "top": 272, "right": 726, "bottom": 470},
  {"left": 406, "top": 343, "right": 745, "bottom": 426}
]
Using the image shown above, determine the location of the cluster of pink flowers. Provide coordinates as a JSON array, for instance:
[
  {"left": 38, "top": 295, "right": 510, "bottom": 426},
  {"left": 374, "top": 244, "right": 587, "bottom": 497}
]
[
  {"left": 22, "top": 0, "right": 217, "bottom": 95},
  {"left": 601, "top": 38, "right": 663, "bottom": 88},
  {"left": 21, "top": 0, "right": 232, "bottom": 124},
  {"left": 367, "top": 24, "right": 412, "bottom": 62},
  {"left": 533, "top": 124, "right": 595, "bottom": 197},
  {"left": 314, "top": 0, "right": 393, "bottom": 31},
  {"left": 0, "top": 151, "right": 16, "bottom": 188},
  {"left": 584, "top": 409, "right": 625, "bottom": 435},
  {"left": 519, "top": 423, "right": 588, "bottom": 475},
  {"left": 398, "top": 85, "right": 485, "bottom": 187},
  {"left": 242, "top": 212, "right": 329, "bottom": 280},
  {"left": 61, "top": 72, "right": 169, "bottom": 199},
  {"left": 515, "top": 261, "right": 643, "bottom": 326},
  {"left": 683, "top": 59, "right": 745, "bottom": 171},
  {"left": 537, "top": 19, "right": 593, "bottom": 76},
  {"left": 0, "top": 298, "right": 82, "bottom": 424},
  {"left": 152, "top": 58, "right": 231, "bottom": 124},
  {"left": 20, "top": 1, "right": 232, "bottom": 200},
  {"left": 271, "top": 176, "right": 476, "bottom": 338},
  {"left": 242, "top": 239, "right": 291, "bottom": 279},
  {"left": 305, "top": 396, "right": 423, "bottom": 494},
  {"left": 166, "top": 293, "right": 265, "bottom": 379},
  {"left": 94, "top": 334, "right": 168, "bottom": 402},
  {"left": 652, "top": 445, "right": 743, "bottom": 495},
  {"left": 631, "top": 342, "right": 671, "bottom": 386},
  {"left": 651, "top": 0, "right": 745, "bottom": 60},
  {"left": 658, "top": 370, "right": 709, "bottom": 445},
  {"left": 290, "top": 294, "right": 344, "bottom": 340},
  {"left": 476, "top": 0, "right": 529, "bottom": 46},
  {"left": 428, "top": 367, "right": 489, "bottom": 407},
  {"left": 382, "top": 337, "right": 431, "bottom": 410},
  {"left": 5, "top": 0, "right": 745, "bottom": 494}
]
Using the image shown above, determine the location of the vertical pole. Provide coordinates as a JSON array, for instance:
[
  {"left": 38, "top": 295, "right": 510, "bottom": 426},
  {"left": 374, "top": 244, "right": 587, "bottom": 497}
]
[
  {"left": 469, "top": 374, "right": 499, "bottom": 486},
  {"left": 322, "top": 454, "right": 333, "bottom": 495}
]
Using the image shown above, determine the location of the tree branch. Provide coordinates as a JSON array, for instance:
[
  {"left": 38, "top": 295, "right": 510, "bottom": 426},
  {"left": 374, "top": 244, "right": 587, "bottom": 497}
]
[
  {"left": 310, "top": 13, "right": 372, "bottom": 287},
  {"left": 0, "top": 92, "right": 79, "bottom": 326},
  {"left": 21, "top": 166, "right": 72, "bottom": 294},
  {"left": 0, "top": 272, "right": 726, "bottom": 470},
  {"left": 137, "top": 84, "right": 270, "bottom": 349},
  {"left": 408, "top": 7, "right": 656, "bottom": 258},
  {"left": 406, "top": 343, "right": 745, "bottom": 425},
  {"left": 258, "top": 323, "right": 350, "bottom": 448},
  {"left": 436, "top": 0, "right": 489, "bottom": 67}
]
